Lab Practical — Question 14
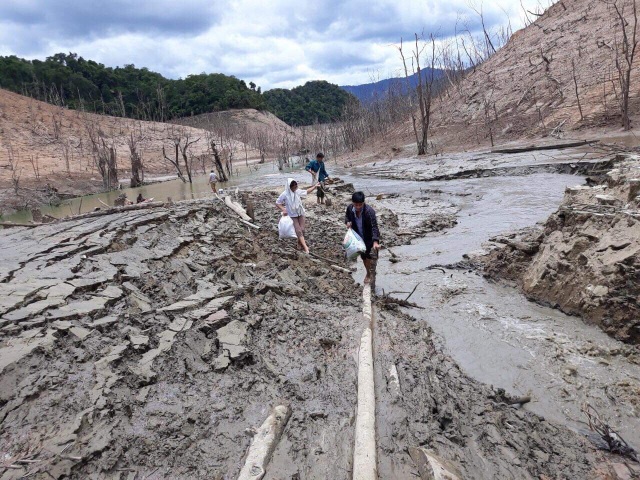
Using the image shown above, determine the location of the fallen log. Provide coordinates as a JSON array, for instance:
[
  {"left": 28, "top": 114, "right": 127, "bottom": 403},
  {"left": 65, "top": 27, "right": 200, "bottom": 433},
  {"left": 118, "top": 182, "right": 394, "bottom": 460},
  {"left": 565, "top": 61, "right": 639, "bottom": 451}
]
[
  {"left": 353, "top": 286, "right": 377, "bottom": 480},
  {"left": 237, "top": 405, "right": 291, "bottom": 480},
  {"left": 491, "top": 139, "right": 597, "bottom": 154},
  {"left": 0, "top": 222, "right": 39, "bottom": 228},
  {"left": 331, "top": 264, "right": 353, "bottom": 274},
  {"left": 505, "top": 395, "right": 531, "bottom": 406},
  {"left": 223, "top": 195, "right": 253, "bottom": 222}
]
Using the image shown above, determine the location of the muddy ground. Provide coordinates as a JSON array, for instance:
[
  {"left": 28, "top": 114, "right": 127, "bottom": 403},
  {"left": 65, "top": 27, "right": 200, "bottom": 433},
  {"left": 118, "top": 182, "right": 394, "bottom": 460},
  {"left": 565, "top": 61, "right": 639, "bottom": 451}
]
[
  {"left": 476, "top": 153, "right": 640, "bottom": 344},
  {"left": 0, "top": 184, "right": 631, "bottom": 479}
]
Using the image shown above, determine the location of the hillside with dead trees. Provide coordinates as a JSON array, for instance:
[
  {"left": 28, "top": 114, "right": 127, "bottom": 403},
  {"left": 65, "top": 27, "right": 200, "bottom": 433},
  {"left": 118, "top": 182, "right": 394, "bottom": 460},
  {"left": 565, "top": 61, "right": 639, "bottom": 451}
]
[{"left": 422, "top": 0, "right": 640, "bottom": 151}]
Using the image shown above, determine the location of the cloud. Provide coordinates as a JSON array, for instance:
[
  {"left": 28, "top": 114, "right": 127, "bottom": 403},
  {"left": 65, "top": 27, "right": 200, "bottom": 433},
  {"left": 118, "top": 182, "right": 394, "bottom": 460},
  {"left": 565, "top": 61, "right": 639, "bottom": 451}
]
[
  {"left": 0, "top": 0, "right": 546, "bottom": 90},
  {"left": 0, "top": 0, "right": 219, "bottom": 45}
]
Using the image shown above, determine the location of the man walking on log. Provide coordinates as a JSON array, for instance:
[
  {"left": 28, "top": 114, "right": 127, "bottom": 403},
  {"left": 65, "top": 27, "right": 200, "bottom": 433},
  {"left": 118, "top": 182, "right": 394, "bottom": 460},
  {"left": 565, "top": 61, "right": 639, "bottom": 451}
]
[
  {"left": 305, "top": 153, "right": 330, "bottom": 204},
  {"left": 345, "top": 191, "right": 380, "bottom": 284}
]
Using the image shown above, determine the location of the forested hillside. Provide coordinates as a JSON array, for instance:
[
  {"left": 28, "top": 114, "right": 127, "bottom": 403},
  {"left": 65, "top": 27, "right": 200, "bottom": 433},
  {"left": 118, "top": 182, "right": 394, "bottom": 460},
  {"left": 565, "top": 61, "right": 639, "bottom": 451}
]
[
  {"left": 264, "top": 80, "right": 356, "bottom": 126},
  {"left": 0, "top": 53, "right": 266, "bottom": 121},
  {"left": 0, "top": 54, "right": 357, "bottom": 127}
]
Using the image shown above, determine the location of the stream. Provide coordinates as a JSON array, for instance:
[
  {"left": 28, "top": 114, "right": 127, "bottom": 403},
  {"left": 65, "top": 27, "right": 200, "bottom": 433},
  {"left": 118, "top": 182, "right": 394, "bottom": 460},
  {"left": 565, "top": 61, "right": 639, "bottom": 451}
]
[{"left": 345, "top": 170, "right": 640, "bottom": 448}]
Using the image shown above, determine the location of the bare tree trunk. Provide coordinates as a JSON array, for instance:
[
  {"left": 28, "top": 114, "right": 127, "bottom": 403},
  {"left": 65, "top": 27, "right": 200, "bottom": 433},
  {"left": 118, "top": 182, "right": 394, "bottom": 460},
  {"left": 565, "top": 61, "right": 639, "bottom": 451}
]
[
  {"left": 571, "top": 59, "right": 584, "bottom": 121},
  {"left": 210, "top": 141, "right": 228, "bottom": 182},
  {"left": 607, "top": 0, "right": 638, "bottom": 130}
]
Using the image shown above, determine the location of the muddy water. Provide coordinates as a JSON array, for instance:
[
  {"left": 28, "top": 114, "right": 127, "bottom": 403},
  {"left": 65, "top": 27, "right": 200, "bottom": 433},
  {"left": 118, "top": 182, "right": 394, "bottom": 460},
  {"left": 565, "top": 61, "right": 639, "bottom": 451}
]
[
  {"left": 344, "top": 172, "right": 640, "bottom": 448},
  {"left": 2, "top": 161, "right": 299, "bottom": 223}
]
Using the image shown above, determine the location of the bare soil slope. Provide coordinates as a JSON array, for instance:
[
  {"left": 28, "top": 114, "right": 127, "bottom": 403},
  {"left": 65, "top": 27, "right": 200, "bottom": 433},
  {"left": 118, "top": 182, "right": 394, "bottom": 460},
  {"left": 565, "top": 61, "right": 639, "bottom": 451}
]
[
  {"left": 0, "top": 89, "right": 236, "bottom": 212},
  {"left": 430, "top": 0, "right": 640, "bottom": 148}
]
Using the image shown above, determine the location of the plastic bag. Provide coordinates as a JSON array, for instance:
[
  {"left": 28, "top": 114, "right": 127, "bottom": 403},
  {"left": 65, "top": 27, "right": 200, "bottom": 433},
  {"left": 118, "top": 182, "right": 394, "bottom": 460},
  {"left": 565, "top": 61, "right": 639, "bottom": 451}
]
[
  {"left": 343, "top": 228, "right": 366, "bottom": 260},
  {"left": 278, "top": 215, "right": 297, "bottom": 239}
]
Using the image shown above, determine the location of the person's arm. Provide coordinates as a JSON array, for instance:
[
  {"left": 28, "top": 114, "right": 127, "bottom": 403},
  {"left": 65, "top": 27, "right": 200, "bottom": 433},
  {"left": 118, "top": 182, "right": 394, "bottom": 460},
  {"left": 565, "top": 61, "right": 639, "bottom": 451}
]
[
  {"left": 369, "top": 208, "right": 380, "bottom": 248},
  {"left": 345, "top": 205, "right": 352, "bottom": 229},
  {"left": 305, "top": 160, "right": 314, "bottom": 173},
  {"left": 320, "top": 163, "right": 329, "bottom": 180},
  {"left": 305, "top": 184, "right": 318, "bottom": 194},
  {"left": 276, "top": 194, "right": 288, "bottom": 215}
]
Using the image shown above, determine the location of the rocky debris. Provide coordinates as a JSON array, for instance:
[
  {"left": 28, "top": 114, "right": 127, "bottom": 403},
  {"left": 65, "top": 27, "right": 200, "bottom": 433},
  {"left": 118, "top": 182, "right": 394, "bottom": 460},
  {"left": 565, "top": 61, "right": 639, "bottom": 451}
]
[
  {"left": 478, "top": 154, "right": 640, "bottom": 344},
  {"left": 0, "top": 193, "right": 392, "bottom": 478},
  {"left": 217, "top": 320, "right": 249, "bottom": 361}
]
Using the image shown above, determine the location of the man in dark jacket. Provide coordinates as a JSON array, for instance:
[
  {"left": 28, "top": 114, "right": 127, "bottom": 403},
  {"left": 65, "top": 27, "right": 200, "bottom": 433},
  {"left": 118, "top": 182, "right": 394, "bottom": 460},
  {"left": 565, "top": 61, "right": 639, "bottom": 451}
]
[{"left": 345, "top": 191, "right": 380, "bottom": 284}]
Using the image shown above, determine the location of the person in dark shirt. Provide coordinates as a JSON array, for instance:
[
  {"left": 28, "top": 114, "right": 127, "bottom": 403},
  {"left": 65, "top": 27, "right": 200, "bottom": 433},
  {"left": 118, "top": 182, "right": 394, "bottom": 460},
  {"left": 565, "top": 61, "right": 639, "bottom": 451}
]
[{"left": 345, "top": 191, "right": 380, "bottom": 284}]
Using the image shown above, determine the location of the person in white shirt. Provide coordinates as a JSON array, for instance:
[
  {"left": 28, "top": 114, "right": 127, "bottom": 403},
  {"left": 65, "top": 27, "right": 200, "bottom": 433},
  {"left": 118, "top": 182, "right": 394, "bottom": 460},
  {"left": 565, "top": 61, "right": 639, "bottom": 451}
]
[
  {"left": 208, "top": 170, "right": 218, "bottom": 193},
  {"left": 275, "top": 178, "right": 318, "bottom": 253}
]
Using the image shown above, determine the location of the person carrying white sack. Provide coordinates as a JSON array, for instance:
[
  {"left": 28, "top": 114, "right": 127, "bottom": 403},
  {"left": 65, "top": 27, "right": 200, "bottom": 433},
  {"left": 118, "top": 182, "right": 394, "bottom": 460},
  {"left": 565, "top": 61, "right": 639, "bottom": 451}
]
[{"left": 276, "top": 178, "right": 318, "bottom": 253}]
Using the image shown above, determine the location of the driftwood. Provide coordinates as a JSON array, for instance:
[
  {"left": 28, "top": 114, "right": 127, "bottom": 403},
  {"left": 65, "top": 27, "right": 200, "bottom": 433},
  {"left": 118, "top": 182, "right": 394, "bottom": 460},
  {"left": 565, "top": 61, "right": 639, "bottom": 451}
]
[
  {"left": 1, "top": 202, "right": 166, "bottom": 229},
  {"left": 237, "top": 405, "right": 291, "bottom": 480},
  {"left": 331, "top": 264, "right": 353, "bottom": 274},
  {"left": 491, "top": 139, "right": 597, "bottom": 154},
  {"left": 222, "top": 195, "right": 253, "bottom": 222},
  {"left": 353, "top": 287, "right": 377, "bottom": 480},
  {"left": 0, "top": 222, "right": 39, "bottom": 228}
]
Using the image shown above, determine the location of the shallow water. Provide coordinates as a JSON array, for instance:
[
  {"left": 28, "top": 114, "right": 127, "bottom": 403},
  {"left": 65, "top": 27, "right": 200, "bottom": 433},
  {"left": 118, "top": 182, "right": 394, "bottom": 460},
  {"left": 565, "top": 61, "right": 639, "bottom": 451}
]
[
  {"left": 345, "top": 171, "right": 640, "bottom": 447},
  {"left": 2, "top": 161, "right": 303, "bottom": 223}
]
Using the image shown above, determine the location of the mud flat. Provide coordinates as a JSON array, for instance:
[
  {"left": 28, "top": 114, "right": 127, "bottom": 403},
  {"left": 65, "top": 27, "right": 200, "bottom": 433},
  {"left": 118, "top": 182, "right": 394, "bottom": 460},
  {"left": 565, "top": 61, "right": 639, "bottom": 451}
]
[
  {"left": 356, "top": 145, "right": 614, "bottom": 182},
  {"left": 0, "top": 182, "right": 630, "bottom": 479}
]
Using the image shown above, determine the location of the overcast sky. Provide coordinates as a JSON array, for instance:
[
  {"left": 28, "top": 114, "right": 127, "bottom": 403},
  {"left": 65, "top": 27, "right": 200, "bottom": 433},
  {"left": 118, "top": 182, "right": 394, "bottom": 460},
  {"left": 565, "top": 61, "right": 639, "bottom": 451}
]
[{"left": 0, "top": 0, "right": 543, "bottom": 90}]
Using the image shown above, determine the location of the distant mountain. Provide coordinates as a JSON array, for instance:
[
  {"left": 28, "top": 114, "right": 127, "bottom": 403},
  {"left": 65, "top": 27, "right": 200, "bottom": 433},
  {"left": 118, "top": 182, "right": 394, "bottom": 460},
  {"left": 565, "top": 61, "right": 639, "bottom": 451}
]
[{"left": 341, "top": 69, "right": 445, "bottom": 103}]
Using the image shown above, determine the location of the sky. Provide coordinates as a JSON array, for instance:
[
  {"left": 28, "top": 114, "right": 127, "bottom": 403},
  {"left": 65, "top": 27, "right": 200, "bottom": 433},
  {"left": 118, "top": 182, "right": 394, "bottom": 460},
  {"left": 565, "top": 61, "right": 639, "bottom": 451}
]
[{"left": 0, "top": 0, "right": 545, "bottom": 90}]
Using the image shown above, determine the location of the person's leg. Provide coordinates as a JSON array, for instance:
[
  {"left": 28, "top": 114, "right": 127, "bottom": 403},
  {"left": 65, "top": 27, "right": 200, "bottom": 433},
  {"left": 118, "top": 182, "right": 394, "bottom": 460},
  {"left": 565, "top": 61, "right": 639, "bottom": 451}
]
[
  {"left": 363, "top": 257, "right": 372, "bottom": 284},
  {"left": 292, "top": 217, "right": 309, "bottom": 253}
]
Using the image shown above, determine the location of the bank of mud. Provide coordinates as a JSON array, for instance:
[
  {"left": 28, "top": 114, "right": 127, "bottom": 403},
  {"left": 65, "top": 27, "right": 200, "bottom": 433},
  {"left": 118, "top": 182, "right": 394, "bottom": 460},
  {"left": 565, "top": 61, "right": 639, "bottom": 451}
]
[
  {"left": 0, "top": 184, "right": 632, "bottom": 479},
  {"left": 477, "top": 153, "right": 640, "bottom": 344}
]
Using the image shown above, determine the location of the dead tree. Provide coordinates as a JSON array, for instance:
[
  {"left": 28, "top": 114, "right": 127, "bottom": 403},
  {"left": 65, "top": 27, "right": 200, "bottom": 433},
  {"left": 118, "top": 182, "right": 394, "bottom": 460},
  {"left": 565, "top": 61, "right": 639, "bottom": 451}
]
[
  {"left": 162, "top": 141, "right": 185, "bottom": 182},
  {"left": 398, "top": 34, "right": 438, "bottom": 155},
  {"left": 605, "top": 0, "right": 638, "bottom": 130},
  {"left": 127, "top": 131, "right": 144, "bottom": 187},
  {"left": 86, "top": 122, "right": 119, "bottom": 189},
  {"left": 6, "top": 145, "right": 22, "bottom": 194},
  {"left": 209, "top": 140, "right": 228, "bottom": 182},
  {"left": 178, "top": 133, "right": 200, "bottom": 183},
  {"left": 571, "top": 59, "right": 584, "bottom": 121}
]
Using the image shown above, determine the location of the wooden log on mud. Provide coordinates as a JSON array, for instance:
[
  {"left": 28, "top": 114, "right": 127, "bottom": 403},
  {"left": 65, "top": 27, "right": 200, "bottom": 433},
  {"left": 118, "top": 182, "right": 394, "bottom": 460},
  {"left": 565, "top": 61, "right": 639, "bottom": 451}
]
[
  {"left": 408, "top": 447, "right": 462, "bottom": 480},
  {"left": 237, "top": 405, "right": 291, "bottom": 480},
  {"left": 223, "top": 195, "right": 254, "bottom": 222},
  {"left": 491, "top": 139, "right": 597, "bottom": 154},
  {"left": 353, "top": 286, "right": 377, "bottom": 480},
  {"left": 59, "top": 201, "right": 165, "bottom": 220},
  {"left": 0, "top": 222, "right": 40, "bottom": 228},
  {"left": 4, "top": 201, "right": 167, "bottom": 228}
]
